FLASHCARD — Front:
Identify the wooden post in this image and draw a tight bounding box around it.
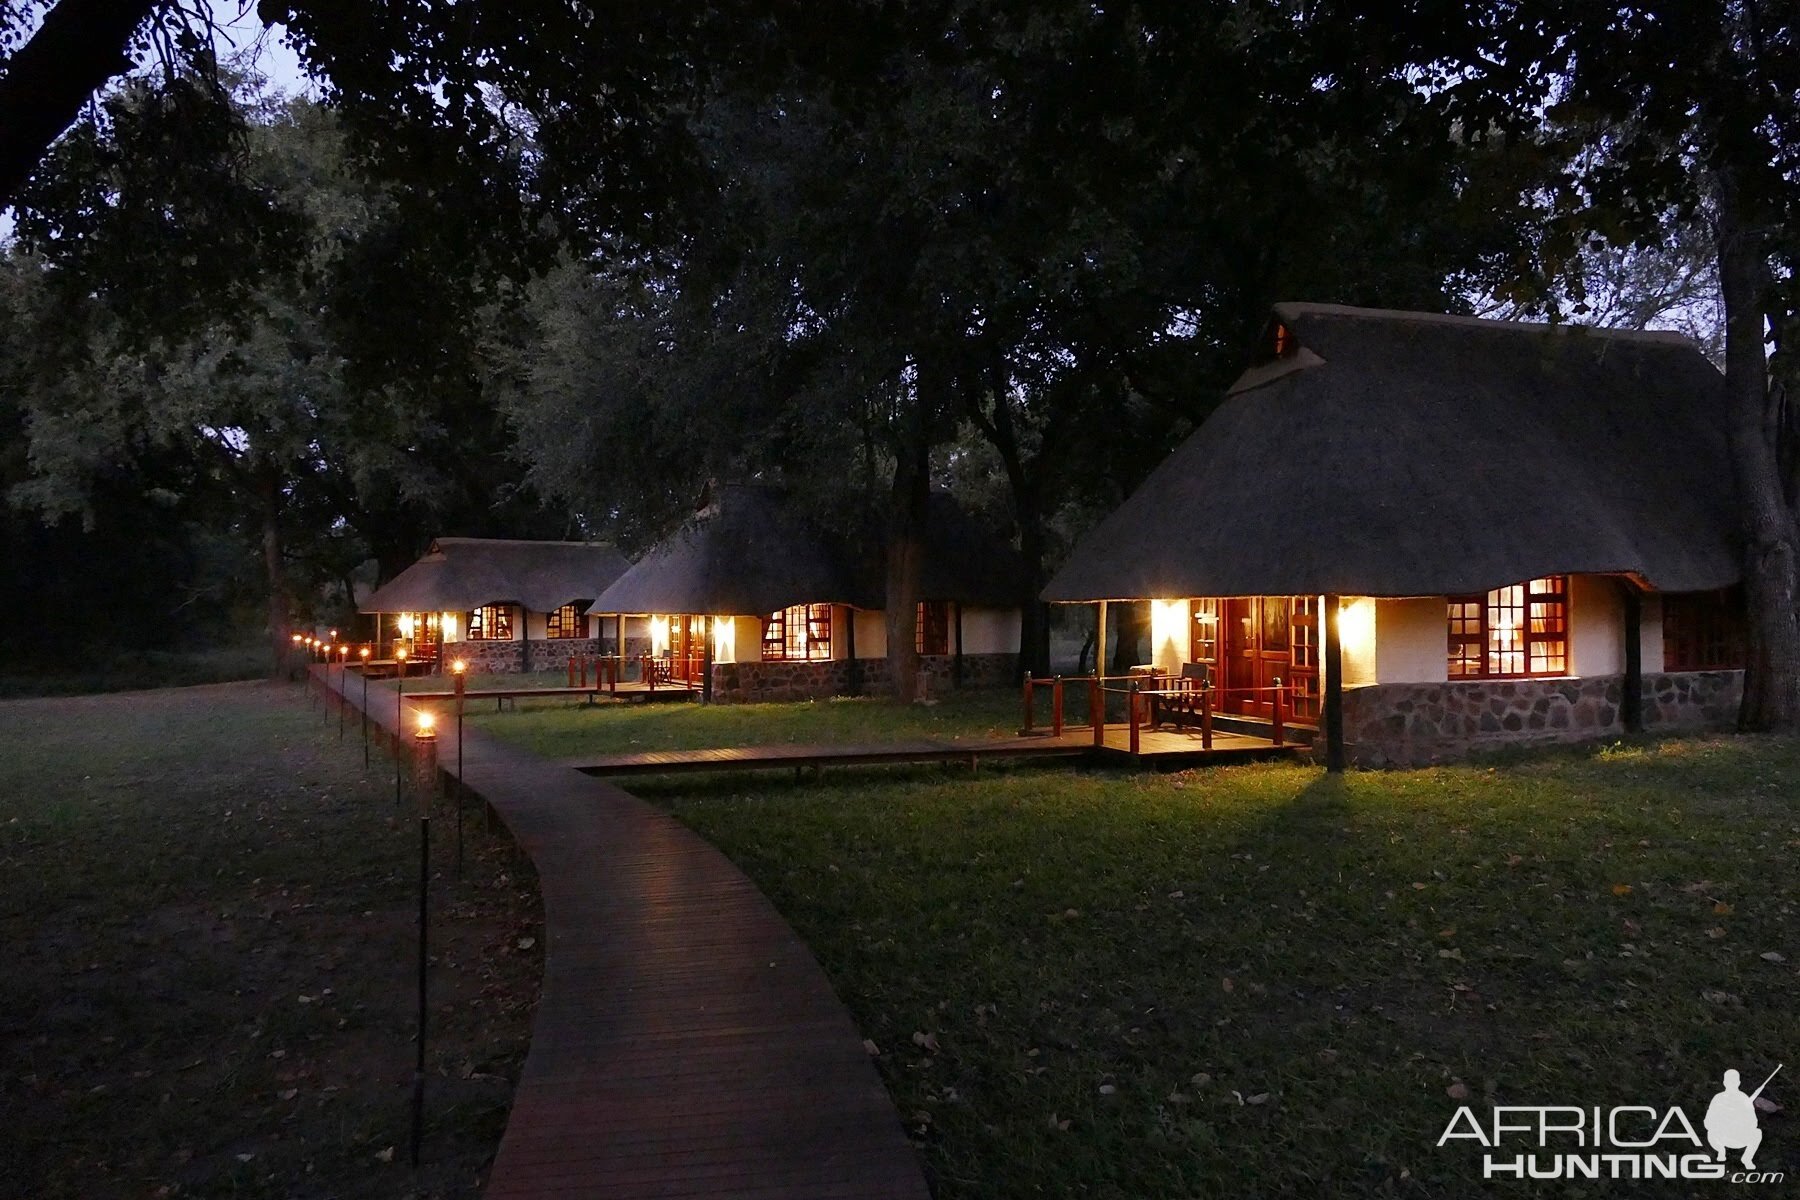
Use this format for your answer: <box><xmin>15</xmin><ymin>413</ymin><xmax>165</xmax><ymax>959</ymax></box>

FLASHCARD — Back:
<box><xmin>1022</xmin><ymin>676</ymin><xmax>1035</xmax><ymax>733</ymax></box>
<box><xmin>702</xmin><ymin>615</ymin><xmax>715</xmax><ymax>704</ymax></box>
<box><xmin>519</xmin><ymin>605</ymin><xmax>532</xmax><ymax>675</ymax></box>
<box><xmin>1090</xmin><ymin>675</ymin><xmax>1104</xmax><ymax>747</ymax></box>
<box><xmin>1096</xmin><ymin>601</ymin><xmax>1109</xmax><ymax>682</ymax></box>
<box><xmin>952</xmin><ymin>602</ymin><xmax>964</xmax><ymax>689</ymax></box>
<box><xmin>1620</xmin><ymin>580</ymin><xmax>1644</xmax><ymax>734</ymax></box>
<box><xmin>1323</xmin><ymin>595</ymin><xmax>1346</xmax><ymax>772</ymax></box>
<box><xmin>845</xmin><ymin>611</ymin><xmax>860</xmax><ymax>697</ymax></box>
<box><xmin>1271</xmin><ymin>675</ymin><xmax>1285</xmax><ymax>747</ymax></box>
<box><xmin>1128</xmin><ymin>683</ymin><xmax>1141</xmax><ymax>756</ymax></box>
<box><xmin>567</xmin><ymin>655</ymin><xmax>576</xmax><ymax>688</ymax></box>
<box><xmin>1052</xmin><ymin>676</ymin><xmax>1064</xmax><ymax>737</ymax></box>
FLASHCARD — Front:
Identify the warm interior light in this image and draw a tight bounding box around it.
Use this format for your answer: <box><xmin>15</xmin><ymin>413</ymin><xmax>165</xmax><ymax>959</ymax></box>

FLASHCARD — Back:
<box><xmin>712</xmin><ymin>616</ymin><xmax>735</xmax><ymax>662</ymax></box>
<box><xmin>397</xmin><ymin>613</ymin><xmax>415</xmax><ymax>639</ymax></box>
<box><xmin>1338</xmin><ymin>596</ymin><xmax>1376</xmax><ymax>661</ymax></box>
<box><xmin>1149</xmin><ymin>598</ymin><xmax>1188</xmax><ymax>670</ymax></box>
<box><xmin>649</xmin><ymin>616</ymin><xmax>670</xmax><ymax>655</ymax></box>
<box><xmin>441</xmin><ymin>612</ymin><xmax>458</xmax><ymax>640</ymax></box>
<box><xmin>415</xmin><ymin>711</ymin><xmax>436</xmax><ymax>736</ymax></box>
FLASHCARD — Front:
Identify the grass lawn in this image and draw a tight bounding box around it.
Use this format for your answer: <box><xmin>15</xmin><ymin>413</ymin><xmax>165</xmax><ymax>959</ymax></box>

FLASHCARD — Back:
<box><xmin>467</xmin><ymin>685</ymin><xmax>1057</xmax><ymax>760</ymax></box>
<box><xmin>0</xmin><ymin>681</ymin><xmax>542</xmax><ymax>1200</ymax></box>
<box><xmin>0</xmin><ymin>644</ymin><xmax>274</xmax><ymax>698</ymax></box>
<box><xmin>639</xmin><ymin>736</ymin><xmax>1800</xmax><ymax>1197</ymax></box>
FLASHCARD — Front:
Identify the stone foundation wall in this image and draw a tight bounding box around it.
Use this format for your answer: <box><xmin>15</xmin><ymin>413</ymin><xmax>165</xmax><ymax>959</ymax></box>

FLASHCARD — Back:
<box><xmin>710</xmin><ymin>652</ymin><xmax>1019</xmax><ymax>703</ymax></box>
<box><xmin>1342</xmin><ymin>670</ymin><xmax>1743</xmax><ymax>766</ymax></box>
<box><xmin>447</xmin><ymin>638</ymin><xmax>614</xmax><ymax>674</ymax></box>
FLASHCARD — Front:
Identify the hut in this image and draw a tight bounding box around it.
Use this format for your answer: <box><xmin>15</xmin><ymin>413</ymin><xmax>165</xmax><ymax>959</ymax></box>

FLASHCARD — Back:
<box><xmin>361</xmin><ymin>537</ymin><xmax>631</xmax><ymax>673</ymax></box>
<box><xmin>590</xmin><ymin>484</ymin><xmax>1025</xmax><ymax>701</ymax></box>
<box><xmin>1043</xmin><ymin>303</ymin><xmax>1747</xmax><ymax>766</ymax></box>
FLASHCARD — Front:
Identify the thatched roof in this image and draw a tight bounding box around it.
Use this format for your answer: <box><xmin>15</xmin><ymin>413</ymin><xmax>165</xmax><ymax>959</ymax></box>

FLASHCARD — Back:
<box><xmin>361</xmin><ymin>538</ymin><xmax>631</xmax><ymax>614</ymax></box>
<box><xmin>590</xmin><ymin>484</ymin><xmax>1027</xmax><ymax>616</ymax></box>
<box><xmin>1044</xmin><ymin>303</ymin><xmax>1740</xmax><ymax>601</ymax></box>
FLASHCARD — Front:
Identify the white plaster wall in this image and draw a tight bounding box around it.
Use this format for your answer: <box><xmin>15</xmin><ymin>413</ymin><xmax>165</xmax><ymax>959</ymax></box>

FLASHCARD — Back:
<box><xmin>1640</xmin><ymin>593</ymin><xmax>1665</xmax><ymax>673</ymax></box>
<box><xmin>1570</xmin><ymin>574</ymin><xmax>1620</xmax><ymax>676</ymax></box>
<box><xmin>1375</xmin><ymin>597</ymin><xmax>1449</xmax><ymax>685</ymax></box>
<box><xmin>1340</xmin><ymin>597</ymin><xmax>1379</xmax><ymax>687</ymax></box>
<box><xmin>853</xmin><ymin>608</ymin><xmax>887</xmax><ymax>660</ymax></box>
<box><xmin>960</xmin><ymin>606</ymin><xmax>1022</xmax><ymax>656</ymax></box>
<box><xmin>710</xmin><ymin>614</ymin><xmax>762</xmax><ymax>663</ymax></box>
<box><xmin>439</xmin><ymin>611</ymin><xmax>464</xmax><ymax>644</ymax></box>
<box><xmin>524</xmin><ymin>608</ymin><xmax>547</xmax><ymax>641</ymax></box>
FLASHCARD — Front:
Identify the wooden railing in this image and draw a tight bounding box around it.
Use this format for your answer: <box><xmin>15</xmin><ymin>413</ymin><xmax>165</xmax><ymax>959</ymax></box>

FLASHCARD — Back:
<box><xmin>1024</xmin><ymin>672</ymin><xmax>1293</xmax><ymax>754</ymax></box>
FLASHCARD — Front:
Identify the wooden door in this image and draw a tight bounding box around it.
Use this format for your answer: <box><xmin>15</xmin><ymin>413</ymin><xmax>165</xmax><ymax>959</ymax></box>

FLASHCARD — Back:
<box><xmin>1223</xmin><ymin>596</ymin><xmax>1294</xmax><ymax>717</ymax></box>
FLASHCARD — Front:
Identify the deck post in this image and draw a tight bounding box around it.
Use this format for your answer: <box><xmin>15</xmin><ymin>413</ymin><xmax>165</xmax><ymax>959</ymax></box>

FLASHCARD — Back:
<box><xmin>1090</xmin><ymin>675</ymin><xmax>1104</xmax><ymax>747</ymax></box>
<box><xmin>567</xmin><ymin>656</ymin><xmax>576</xmax><ymax>688</ymax></box>
<box><xmin>1022</xmin><ymin>676</ymin><xmax>1034</xmax><ymax>733</ymax></box>
<box><xmin>845</xmin><ymin>611</ymin><xmax>860</xmax><ymax>697</ymax></box>
<box><xmin>1052</xmin><ymin>676</ymin><xmax>1064</xmax><ymax>737</ymax></box>
<box><xmin>519</xmin><ymin>605</ymin><xmax>532</xmax><ymax>675</ymax></box>
<box><xmin>1619</xmin><ymin>580</ymin><xmax>1644</xmax><ymax>734</ymax></box>
<box><xmin>1271</xmin><ymin>675</ymin><xmax>1285</xmax><ymax>746</ymax></box>
<box><xmin>702</xmin><ymin>615</ymin><xmax>715</xmax><ymax>704</ymax></box>
<box><xmin>1201</xmin><ymin>685</ymin><xmax>1213</xmax><ymax>750</ymax></box>
<box><xmin>1128</xmin><ymin>682</ymin><xmax>1141</xmax><ymax>756</ymax></box>
<box><xmin>1096</xmin><ymin>601</ymin><xmax>1109</xmax><ymax>682</ymax></box>
<box><xmin>953</xmin><ymin>602</ymin><xmax>964</xmax><ymax>689</ymax></box>
<box><xmin>1323</xmin><ymin>594</ymin><xmax>1346</xmax><ymax>772</ymax></box>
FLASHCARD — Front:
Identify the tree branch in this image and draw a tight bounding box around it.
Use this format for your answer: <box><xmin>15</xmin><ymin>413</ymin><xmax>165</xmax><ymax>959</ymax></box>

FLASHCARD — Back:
<box><xmin>0</xmin><ymin>0</ymin><xmax>165</xmax><ymax>208</ymax></box>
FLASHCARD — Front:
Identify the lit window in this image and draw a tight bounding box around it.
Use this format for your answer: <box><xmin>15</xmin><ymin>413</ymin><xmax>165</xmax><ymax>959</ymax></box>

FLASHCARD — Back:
<box><xmin>762</xmin><ymin>604</ymin><xmax>831</xmax><ymax>661</ymax></box>
<box><xmin>916</xmin><ymin>601</ymin><xmax>951</xmax><ymax>655</ymax></box>
<box><xmin>546</xmin><ymin>604</ymin><xmax>587</xmax><ymax>640</ymax></box>
<box><xmin>1447</xmin><ymin>577</ymin><xmax>1567</xmax><ymax>679</ymax></box>
<box><xmin>1662</xmin><ymin>589</ymin><xmax>1745</xmax><ymax>672</ymax></box>
<box><xmin>468</xmin><ymin>605</ymin><xmax>513</xmax><ymax>641</ymax></box>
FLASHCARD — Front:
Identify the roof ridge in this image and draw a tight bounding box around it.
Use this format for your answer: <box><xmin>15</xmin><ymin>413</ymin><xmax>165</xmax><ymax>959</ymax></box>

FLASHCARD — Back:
<box><xmin>1272</xmin><ymin>302</ymin><xmax>1697</xmax><ymax>348</ymax></box>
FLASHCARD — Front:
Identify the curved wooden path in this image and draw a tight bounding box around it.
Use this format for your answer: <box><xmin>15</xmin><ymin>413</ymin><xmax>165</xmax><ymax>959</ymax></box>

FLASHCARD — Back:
<box><xmin>316</xmin><ymin>667</ymin><xmax>928</xmax><ymax>1199</ymax></box>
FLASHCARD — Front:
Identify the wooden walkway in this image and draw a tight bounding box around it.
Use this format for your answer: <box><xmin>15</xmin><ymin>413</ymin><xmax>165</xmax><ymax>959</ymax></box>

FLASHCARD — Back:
<box><xmin>313</xmin><ymin>667</ymin><xmax>928</xmax><ymax>1200</ymax></box>
<box><xmin>402</xmin><ymin>682</ymin><xmax>700</xmax><ymax>708</ymax></box>
<box><xmin>566</xmin><ymin>726</ymin><xmax>1298</xmax><ymax>778</ymax></box>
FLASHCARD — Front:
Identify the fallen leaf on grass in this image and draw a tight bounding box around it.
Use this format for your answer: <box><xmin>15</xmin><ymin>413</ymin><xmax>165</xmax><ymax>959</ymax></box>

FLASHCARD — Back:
<box><xmin>374</xmin><ymin>1147</ymin><xmax>395</xmax><ymax>1163</ymax></box>
<box><xmin>1612</xmin><ymin>884</ymin><xmax>1633</xmax><ymax>896</ymax></box>
<box><xmin>277</xmin><ymin>1089</ymin><xmax>297</xmax><ymax>1101</ymax></box>
<box><xmin>1098</xmin><ymin>1083</ymin><xmax>1117</xmax><ymax>1095</ymax></box>
<box><xmin>1447</xmin><ymin>1081</ymin><xmax>1471</xmax><ymax>1100</ymax></box>
<box><xmin>1706</xmin><ymin>927</ymin><xmax>1727</xmax><ymax>939</ymax></box>
<box><xmin>1048</xmin><ymin>1113</ymin><xmax>1071</xmax><ymax>1131</ymax></box>
<box><xmin>863</xmin><ymin>1039</ymin><xmax>880</xmax><ymax>1057</ymax></box>
<box><xmin>1755</xmin><ymin>1096</ymin><xmax>1783</xmax><ymax>1115</ymax></box>
<box><xmin>1715</xmin><ymin>901</ymin><xmax>1734</xmax><ymax>916</ymax></box>
<box><xmin>516</xmin><ymin>937</ymin><xmax>535</xmax><ymax>950</ymax></box>
<box><xmin>1246</xmin><ymin>1092</ymin><xmax>1271</xmax><ymax>1106</ymax></box>
<box><xmin>910</xmin><ymin>1031</ymin><xmax>940</xmax><ymax>1053</ymax></box>
<box><xmin>1221</xmin><ymin>977</ymin><xmax>1235</xmax><ymax>993</ymax></box>
<box><xmin>1759</xmin><ymin>951</ymin><xmax>1786</xmax><ymax>963</ymax></box>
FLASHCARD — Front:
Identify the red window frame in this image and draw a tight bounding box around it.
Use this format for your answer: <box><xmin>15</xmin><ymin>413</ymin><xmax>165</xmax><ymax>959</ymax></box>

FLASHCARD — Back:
<box><xmin>1447</xmin><ymin>577</ymin><xmax>1568</xmax><ymax>679</ymax></box>
<box><xmin>545</xmin><ymin>604</ymin><xmax>588</xmax><ymax>640</ymax></box>
<box><xmin>468</xmin><ymin>605</ymin><xmax>513</xmax><ymax>641</ymax></box>
<box><xmin>916</xmin><ymin>600</ymin><xmax>951</xmax><ymax>656</ymax></box>
<box><xmin>1662</xmin><ymin>589</ymin><xmax>1745</xmax><ymax>672</ymax></box>
<box><xmin>763</xmin><ymin>604</ymin><xmax>832</xmax><ymax>661</ymax></box>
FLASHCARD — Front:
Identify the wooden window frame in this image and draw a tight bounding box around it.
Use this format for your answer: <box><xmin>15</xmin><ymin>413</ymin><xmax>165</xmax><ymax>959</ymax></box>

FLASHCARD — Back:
<box><xmin>545</xmin><ymin>604</ymin><xmax>588</xmax><ymax>640</ymax></box>
<box><xmin>467</xmin><ymin>604</ymin><xmax>513</xmax><ymax>641</ymax></box>
<box><xmin>762</xmin><ymin>604</ymin><xmax>832</xmax><ymax>661</ymax></box>
<box><xmin>916</xmin><ymin>600</ymin><xmax>951</xmax><ymax>656</ymax></box>
<box><xmin>1446</xmin><ymin>577</ymin><xmax>1568</xmax><ymax>679</ymax></box>
<box><xmin>1662</xmin><ymin>589</ymin><xmax>1746</xmax><ymax>672</ymax></box>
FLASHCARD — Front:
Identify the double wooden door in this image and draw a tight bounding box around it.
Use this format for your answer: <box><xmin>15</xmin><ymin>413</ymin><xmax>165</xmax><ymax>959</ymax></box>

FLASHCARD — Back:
<box><xmin>1220</xmin><ymin>596</ymin><xmax>1319</xmax><ymax>720</ymax></box>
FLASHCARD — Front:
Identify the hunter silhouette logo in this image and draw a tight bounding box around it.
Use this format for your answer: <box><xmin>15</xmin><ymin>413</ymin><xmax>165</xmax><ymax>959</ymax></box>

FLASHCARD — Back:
<box><xmin>1438</xmin><ymin>1062</ymin><xmax>1785</xmax><ymax>1183</ymax></box>
<box><xmin>1707</xmin><ymin>1065</ymin><xmax>1781</xmax><ymax>1170</ymax></box>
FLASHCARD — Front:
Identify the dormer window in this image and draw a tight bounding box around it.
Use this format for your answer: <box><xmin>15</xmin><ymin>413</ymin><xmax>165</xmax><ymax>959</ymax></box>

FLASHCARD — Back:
<box><xmin>1271</xmin><ymin>321</ymin><xmax>1295</xmax><ymax>358</ymax></box>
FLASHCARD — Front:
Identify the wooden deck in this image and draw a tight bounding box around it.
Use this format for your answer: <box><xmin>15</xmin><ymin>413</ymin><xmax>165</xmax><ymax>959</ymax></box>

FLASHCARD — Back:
<box><xmin>402</xmin><ymin>681</ymin><xmax>700</xmax><ymax>708</ymax></box>
<box><xmin>567</xmin><ymin>725</ymin><xmax>1299</xmax><ymax>778</ymax></box>
<box><xmin>312</xmin><ymin>666</ymin><xmax>928</xmax><ymax>1200</ymax></box>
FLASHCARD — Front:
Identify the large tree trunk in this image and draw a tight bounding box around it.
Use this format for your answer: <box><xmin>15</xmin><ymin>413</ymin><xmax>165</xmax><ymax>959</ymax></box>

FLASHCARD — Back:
<box><xmin>0</xmin><ymin>0</ymin><xmax>163</xmax><ymax>207</ymax></box>
<box><xmin>257</xmin><ymin>464</ymin><xmax>290</xmax><ymax>678</ymax></box>
<box><xmin>884</xmin><ymin>430</ymin><xmax>930</xmax><ymax>701</ymax></box>
<box><xmin>1717</xmin><ymin>168</ymin><xmax>1800</xmax><ymax>731</ymax></box>
<box><xmin>1013</xmin><ymin>486</ymin><xmax>1052</xmax><ymax>679</ymax></box>
<box><xmin>1109</xmin><ymin>601</ymin><xmax>1144</xmax><ymax>673</ymax></box>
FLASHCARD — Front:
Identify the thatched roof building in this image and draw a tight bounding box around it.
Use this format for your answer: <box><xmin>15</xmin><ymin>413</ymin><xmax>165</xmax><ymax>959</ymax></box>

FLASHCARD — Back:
<box><xmin>1044</xmin><ymin>303</ymin><xmax>1738</xmax><ymax>602</ymax></box>
<box><xmin>591</xmin><ymin>484</ymin><xmax>1026</xmax><ymax>616</ymax></box>
<box><xmin>362</xmin><ymin>537</ymin><xmax>631</xmax><ymax>615</ymax></box>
